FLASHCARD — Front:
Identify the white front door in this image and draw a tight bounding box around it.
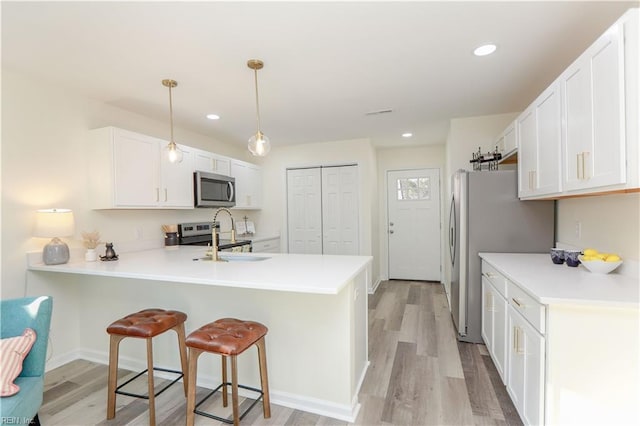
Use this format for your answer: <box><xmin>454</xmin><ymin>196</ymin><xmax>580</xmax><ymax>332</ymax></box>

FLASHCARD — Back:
<box><xmin>287</xmin><ymin>168</ymin><xmax>322</xmax><ymax>254</ymax></box>
<box><xmin>322</xmin><ymin>165</ymin><xmax>359</xmax><ymax>255</ymax></box>
<box><xmin>387</xmin><ymin>168</ymin><xmax>441</xmax><ymax>281</ymax></box>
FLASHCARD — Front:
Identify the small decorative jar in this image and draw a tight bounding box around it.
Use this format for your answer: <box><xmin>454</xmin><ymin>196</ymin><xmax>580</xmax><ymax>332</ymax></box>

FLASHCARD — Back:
<box><xmin>85</xmin><ymin>248</ymin><xmax>98</xmax><ymax>262</ymax></box>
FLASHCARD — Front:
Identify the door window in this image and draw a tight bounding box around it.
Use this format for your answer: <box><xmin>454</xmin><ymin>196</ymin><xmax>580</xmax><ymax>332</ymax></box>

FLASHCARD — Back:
<box><xmin>396</xmin><ymin>177</ymin><xmax>431</xmax><ymax>200</ymax></box>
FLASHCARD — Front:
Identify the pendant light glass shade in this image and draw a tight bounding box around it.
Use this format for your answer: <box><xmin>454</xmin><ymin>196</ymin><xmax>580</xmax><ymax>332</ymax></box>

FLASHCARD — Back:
<box><xmin>162</xmin><ymin>79</ymin><xmax>183</xmax><ymax>163</ymax></box>
<box><xmin>248</xmin><ymin>131</ymin><xmax>271</xmax><ymax>156</ymax></box>
<box><xmin>247</xmin><ymin>59</ymin><xmax>271</xmax><ymax>157</ymax></box>
<box><xmin>165</xmin><ymin>141</ymin><xmax>183</xmax><ymax>163</ymax></box>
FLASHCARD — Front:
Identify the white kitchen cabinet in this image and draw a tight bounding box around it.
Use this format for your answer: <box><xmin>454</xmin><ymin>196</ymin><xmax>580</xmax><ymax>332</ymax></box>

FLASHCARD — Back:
<box><xmin>88</xmin><ymin>127</ymin><xmax>194</xmax><ymax>209</ymax></box>
<box><xmin>560</xmin><ymin>16</ymin><xmax>626</xmax><ymax>192</ymax></box>
<box><xmin>495</xmin><ymin>121</ymin><xmax>517</xmax><ymax>160</ymax></box>
<box><xmin>482</xmin><ymin>259</ymin><xmax>545</xmax><ymax>425</ymax></box>
<box><xmin>194</xmin><ymin>148</ymin><xmax>231</xmax><ymax>176</ymax></box>
<box><xmin>513</xmin><ymin>9</ymin><xmax>638</xmax><ymax>199</ymax></box>
<box><xmin>507</xmin><ymin>305</ymin><xmax>545</xmax><ymax>426</ymax></box>
<box><xmin>480</xmin><ymin>253</ymin><xmax>640</xmax><ymax>425</ymax></box>
<box><xmin>251</xmin><ymin>237</ymin><xmax>280</xmax><ymax>253</ymax></box>
<box><xmin>517</xmin><ymin>83</ymin><xmax>562</xmax><ymax>199</ymax></box>
<box><xmin>230</xmin><ymin>159</ymin><xmax>262</xmax><ymax>209</ymax></box>
<box><xmin>481</xmin><ymin>276</ymin><xmax>507</xmax><ymax>383</ymax></box>
<box><xmin>159</xmin><ymin>144</ymin><xmax>195</xmax><ymax>207</ymax></box>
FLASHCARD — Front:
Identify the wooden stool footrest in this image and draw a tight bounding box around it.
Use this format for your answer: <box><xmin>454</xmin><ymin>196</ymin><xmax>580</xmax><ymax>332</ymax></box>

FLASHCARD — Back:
<box><xmin>115</xmin><ymin>367</ymin><xmax>184</xmax><ymax>400</ymax></box>
<box><xmin>194</xmin><ymin>383</ymin><xmax>264</xmax><ymax>424</ymax></box>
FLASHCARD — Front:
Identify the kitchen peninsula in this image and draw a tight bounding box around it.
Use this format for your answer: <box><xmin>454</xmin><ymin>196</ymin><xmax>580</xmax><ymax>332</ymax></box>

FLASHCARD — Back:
<box><xmin>27</xmin><ymin>247</ymin><xmax>372</xmax><ymax>422</ymax></box>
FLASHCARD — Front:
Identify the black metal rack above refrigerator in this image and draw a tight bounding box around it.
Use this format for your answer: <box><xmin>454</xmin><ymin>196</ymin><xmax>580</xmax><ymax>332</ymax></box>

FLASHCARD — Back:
<box><xmin>469</xmin><ymin>147</ymin><xmax>502</xmax><ymax>171</ymax></box>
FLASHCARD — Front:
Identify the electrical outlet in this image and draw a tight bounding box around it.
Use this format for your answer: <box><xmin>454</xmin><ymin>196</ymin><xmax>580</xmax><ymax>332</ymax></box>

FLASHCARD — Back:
<box><xmin>575</xmin><ymin>221</ymin><xmax>582</xmax><ymax>239</ymax></box>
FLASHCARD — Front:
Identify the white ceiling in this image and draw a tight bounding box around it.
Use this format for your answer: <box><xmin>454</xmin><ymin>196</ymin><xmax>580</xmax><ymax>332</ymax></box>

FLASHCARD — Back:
<box><xmin>2</xmin><ymin>1</ymin><xmax>637</xmax><ymax>150</ymax></box>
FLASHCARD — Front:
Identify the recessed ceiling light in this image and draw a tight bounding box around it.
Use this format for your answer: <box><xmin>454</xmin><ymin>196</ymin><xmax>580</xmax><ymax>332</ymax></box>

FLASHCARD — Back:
<box><xmin>474</xmin><ymin>44</ymin><xmax>497</xmax><ymax>57</ymax></box>
<box><xmin>206</xmin><ymin>114</ymin><xmax>220</xmax><ymax>120</ymax></box>
<box><xmin>402</xmin><ymin>133</ymin><xmax>413</xmax><ymax>138</ymax></box>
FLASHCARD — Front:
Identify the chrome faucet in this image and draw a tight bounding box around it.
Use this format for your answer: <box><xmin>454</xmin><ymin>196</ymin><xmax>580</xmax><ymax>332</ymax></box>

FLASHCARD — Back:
<box><xmin>211</xmin><ymin>208</ymin><xmax>236</xmax><ymax>261</ymax></box>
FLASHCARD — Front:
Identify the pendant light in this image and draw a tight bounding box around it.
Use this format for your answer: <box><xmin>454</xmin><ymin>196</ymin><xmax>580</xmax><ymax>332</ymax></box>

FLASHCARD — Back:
<box><xmin>162</xmin><ymin>79</ymin><xmax>183</xmax><ymax>163</ymax></box>
<box><xmin>247</xmin><ymin>59</ymin><xmax>271</xmax><ymax>157</ymax></box>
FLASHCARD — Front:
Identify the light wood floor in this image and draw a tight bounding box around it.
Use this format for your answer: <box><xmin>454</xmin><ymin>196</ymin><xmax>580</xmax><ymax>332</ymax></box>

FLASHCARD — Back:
<box><xmin>40</xmin><ymin>280</ymin><xmax>521</xmax><ymax>425</ymax></box>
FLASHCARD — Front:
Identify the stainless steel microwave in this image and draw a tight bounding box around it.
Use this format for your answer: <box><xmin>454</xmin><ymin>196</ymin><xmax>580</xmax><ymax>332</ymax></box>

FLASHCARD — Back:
<box><xmin>194</xmin><ymin>171</ymin><xmax>236</xmax><ymax>208</ymax></box>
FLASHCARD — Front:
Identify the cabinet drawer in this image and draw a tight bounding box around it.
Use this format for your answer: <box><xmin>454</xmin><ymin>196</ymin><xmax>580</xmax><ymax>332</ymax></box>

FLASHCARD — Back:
<box><xmin>482</xmin><ymin>261</ymin><xmax>508</xmax><ymax>298</ymax></box>
<box><xmin>252</xmin><ymin>239</ymin><xmax>280</xmax><ymax>253</ymax></box>
<box><xmin>508</xmin><ymin>281</ymin><xmax>546</xmax><ymax>334</ymax></box>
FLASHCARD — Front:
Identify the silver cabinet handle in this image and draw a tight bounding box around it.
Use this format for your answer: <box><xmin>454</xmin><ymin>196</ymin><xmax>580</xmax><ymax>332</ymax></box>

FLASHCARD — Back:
<box><xmin>512</xmin><ymin>297</ymin><xmax>523</xmax><ymax>308</ymax></box>
<box><xmin>156</xmin><ymin>188</ymin><xmax>160</xmax><ymax>202</ymax></box>
<box><xmin>164</xmin><ymin>188</ymin><xmax>168</xmax><ymax>202</ymax></box>
<box><xmin>389</xmin><ymin>222</ymin><xmax>394</xmax><ymax>226</ymax></box>
<box><xmin>389</xmin><ymin>230</ymin><xmax>394</xmax><ymax>234</ymax></box>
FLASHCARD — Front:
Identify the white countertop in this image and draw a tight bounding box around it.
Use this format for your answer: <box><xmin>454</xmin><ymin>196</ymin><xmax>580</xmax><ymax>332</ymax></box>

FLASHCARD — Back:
<box><xmin>28</xmin><ymin>247</ymin><xmax>371</xmax><ymax>295</ymax></box>
<box><xmin>479</xmin><ymin>253</ymin><xmax>639</xmax><ymax>308</ymax></box>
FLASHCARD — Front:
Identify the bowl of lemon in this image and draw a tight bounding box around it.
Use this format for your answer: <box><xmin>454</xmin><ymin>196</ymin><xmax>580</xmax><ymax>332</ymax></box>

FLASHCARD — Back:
<box><xmin>579</xmin><ymin>248</ymin><xmax>623</xmax><ymax>274</ymax></box>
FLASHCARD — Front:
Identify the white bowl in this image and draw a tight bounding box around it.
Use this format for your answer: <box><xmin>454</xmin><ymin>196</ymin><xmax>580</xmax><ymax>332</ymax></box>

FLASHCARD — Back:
<box><xmin>579</xmin><ymin>256</ymin><xmax>623</xmax><ymax>274</ymax></box>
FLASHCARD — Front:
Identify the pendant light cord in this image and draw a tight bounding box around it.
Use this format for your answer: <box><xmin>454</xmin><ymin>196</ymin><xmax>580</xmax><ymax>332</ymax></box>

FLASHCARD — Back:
<box><xmin>254</xmin><ymin>68</ymin><xmax>261</xmax><ymax>134</ymax></box>
<box><xmin>168</xmin><ymin>84</ymin><xmax>175</xmax><ymax>143</ymax></box>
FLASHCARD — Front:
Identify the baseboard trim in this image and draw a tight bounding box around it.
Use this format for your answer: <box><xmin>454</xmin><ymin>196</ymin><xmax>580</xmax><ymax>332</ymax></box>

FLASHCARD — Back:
<box><xmin>369</xmin><ymin>277</ymin><xmax>382</xmax><ymax>294</ymax></box>
<box><xmin>46</xmin><ymin>349</ymin><xmax>361</xmax><ymax>422</ymax></box>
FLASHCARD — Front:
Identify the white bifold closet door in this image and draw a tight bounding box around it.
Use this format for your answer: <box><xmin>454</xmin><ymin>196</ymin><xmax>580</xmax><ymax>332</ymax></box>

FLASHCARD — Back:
<box><xmin>287</xmin><ymin>165</ymin><xmax>359</xmax><ymax>255</ymax></box>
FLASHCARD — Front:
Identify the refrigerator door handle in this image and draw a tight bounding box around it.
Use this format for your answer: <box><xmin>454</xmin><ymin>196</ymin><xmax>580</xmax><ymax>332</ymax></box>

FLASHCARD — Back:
<box><xmin>448</xmin><ymin>194</ymin><xmax>456</xmax><ymax>266</ymax></box>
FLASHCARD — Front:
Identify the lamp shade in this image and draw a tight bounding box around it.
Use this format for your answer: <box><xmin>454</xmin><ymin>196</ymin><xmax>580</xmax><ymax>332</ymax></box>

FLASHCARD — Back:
<box><xmin>34</xmin><ymin>209</ymin><xmax>75</xmax><ymax>238</ymax></box>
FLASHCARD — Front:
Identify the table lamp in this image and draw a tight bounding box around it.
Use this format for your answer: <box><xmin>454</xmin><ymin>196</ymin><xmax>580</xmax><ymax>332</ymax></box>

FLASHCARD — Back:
<box><xmin>34</xmin><ymin>208</ymin><xmax>75</xmax><ymax>265</ymax></box>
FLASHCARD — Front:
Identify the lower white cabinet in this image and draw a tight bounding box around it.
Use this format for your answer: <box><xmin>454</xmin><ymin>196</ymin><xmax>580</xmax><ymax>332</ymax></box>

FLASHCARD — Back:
<box><xmin>251</xmin><ymin>237</ymin><xmax>280</xmax><ymax>253</ymax></box>
<box><xmin>507</xmin><ymin>305</ymin><xmax>545</xmax><ymax>426</ymax></box>
<box><xmin>481</xmin><ymin>276</ymin><xmax>507</xmax><ymax>383</ymax></box>
<box><xmin>482</xmin><ymin>260</ymin><xmax>545</xmax><ymax>425</ymax></box>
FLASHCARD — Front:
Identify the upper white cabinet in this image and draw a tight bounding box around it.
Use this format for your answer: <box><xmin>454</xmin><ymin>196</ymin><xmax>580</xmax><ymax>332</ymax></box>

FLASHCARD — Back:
<box><xmin>88</xmin><ymin>127</ymin><xmax>194</xmax><ymax>209</ymax></box>
<box><xmin>514</xmin><ymin>8</ymin><xmax>638</xmax><ymax>199</ymax></box>
<box><xmin>193</xmin><ymin>148</ymin><xmax>231</xmax><ymax>176</ymax></box>
<box><xmin>230</xmin><ymin>159</ymin><xmax>262</xmax><ymax>209</ymax></box>
<box><xmin>495</xmin><ymin>121</ymin><xmax>517</xmax><ymax>160</ymax></box>
<box><xmin>560</xmin><ymin>15</ymin><xmax>626</xmax><ymax>192</ymax></box>
<box><xmin>518</xmin><ymin>83</ymin><xmax>562</xmax><ymax>199</ymax></box>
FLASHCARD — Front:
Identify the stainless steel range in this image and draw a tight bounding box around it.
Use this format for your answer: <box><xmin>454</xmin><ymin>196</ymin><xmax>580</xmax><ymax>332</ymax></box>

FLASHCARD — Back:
<box><xmin>177</xmin><ymin>222</ymin><xmax>252</xmax><ymax>252</ymax></box>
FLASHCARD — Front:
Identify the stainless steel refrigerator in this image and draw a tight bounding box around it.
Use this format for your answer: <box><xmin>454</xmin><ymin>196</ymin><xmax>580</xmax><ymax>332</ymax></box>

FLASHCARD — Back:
<box><xmin>448</xmin><ymin>169</ymin><xmax>554</xmax><ymax>343</ymax></box>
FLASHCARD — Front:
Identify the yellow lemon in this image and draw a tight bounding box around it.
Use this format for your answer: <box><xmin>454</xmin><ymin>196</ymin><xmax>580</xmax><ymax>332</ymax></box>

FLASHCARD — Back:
<box><xmin>582</xmin><ymin>255</ymin><xmax>596</xmax><ymax>261</ymax></box>
<box><xmin>605</xmin><ymin>254</ymin><xmax>621</xmax><ymax>262</ymax></box>
<box><xmin>583</xmin><ymin>248</ymin><xmax>599</xmax><ymax>257</ymax></box>
<box><xmin>596</xmin><ymin>253</ymin><xmax>608</xmax><ymax>260</ymax></box>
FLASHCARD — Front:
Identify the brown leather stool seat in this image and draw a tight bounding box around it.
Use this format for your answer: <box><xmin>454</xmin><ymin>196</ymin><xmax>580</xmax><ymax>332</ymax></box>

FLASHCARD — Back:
<box><xmin>186</xmin><ymin>318</ymin><xmax>271</xmax><ymax>426</ymax></box>
<box><xmin>107</xmin><ymin>309</ymin><xmax>188</xmax><ymax>426</ymax></box>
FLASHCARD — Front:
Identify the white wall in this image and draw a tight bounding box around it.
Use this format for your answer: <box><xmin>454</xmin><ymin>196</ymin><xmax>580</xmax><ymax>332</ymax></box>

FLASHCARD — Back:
<box><xmin>257</xmin><ymin>138</ymin><xmax>379</xmax><ymax>283</ymax></box>
<box><xmin>557</xmin><ymin>192</ymin><xmax>640</xmax><ymax>262</ymax></box>
<box><xmin>376</xmin><ymin>145</ymin><xmax>446</xmax><ymax>281</ymax></box>
<box><xmin>1</xmin><ymin>70</ymin><xmax>255</xmax><ymax>299</ymax></box>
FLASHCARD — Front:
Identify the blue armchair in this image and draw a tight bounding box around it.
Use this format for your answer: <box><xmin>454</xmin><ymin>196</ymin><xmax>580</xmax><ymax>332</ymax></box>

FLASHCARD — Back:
<box><xmin>1</xmin><ymin>296</ymin><xmax>53</xmax><ymax>426</ymax></box>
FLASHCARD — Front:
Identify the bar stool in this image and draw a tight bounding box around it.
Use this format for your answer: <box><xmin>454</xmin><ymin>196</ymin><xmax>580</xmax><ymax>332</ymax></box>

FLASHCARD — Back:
<box><xmin>185</xmin><ymin>318</ymin><xmax>271</xmax><ymax>426</ymax></box>
<box><xmin>106</xmin><ymin>308</ymin><xmax>188</xmax><ymax>426</ymax></box>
